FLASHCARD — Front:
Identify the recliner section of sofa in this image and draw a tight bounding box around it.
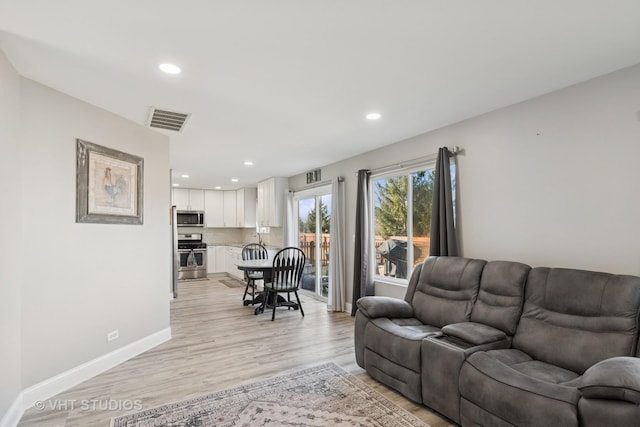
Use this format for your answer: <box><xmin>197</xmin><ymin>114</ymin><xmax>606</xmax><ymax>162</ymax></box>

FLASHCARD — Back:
<box><xmin>458</xmin><ymin>267</ymin><xmax>640</xmax><ymax>427</ymax></box>
<box><xmin>355</xmin><ymin>256</ymin><xmax>486</xmax><ymax>402</ymax></box>
<box><xmin>354</xmin><ymin>257</ymin><xmax>640</xmax><ymax>427</ymax></box>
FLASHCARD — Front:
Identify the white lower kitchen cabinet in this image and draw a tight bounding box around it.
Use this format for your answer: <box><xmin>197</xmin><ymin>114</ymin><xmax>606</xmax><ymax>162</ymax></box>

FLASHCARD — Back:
<box><xmin>226</xmin><ymin>246</ymin><xmax>244</xmax><ymax>280</ymax></box>
<box><xmin>206</xmin><ymin>245</ymin><xmax>229</xmax><ymax>274</ymax></box>
<box><xmin>207</xmin><ymin>247</ymin><xmax>216</xmax><ymax>274</ymax></box>
<box><xmin>206</xmin><ymin>245</ymin><xmax>265</xmax><ymax>279</ymax></box>
<box><xmin>215</xmin><ymin>246</ymin><xmax>226</xmax><ymax>273</ymax></box>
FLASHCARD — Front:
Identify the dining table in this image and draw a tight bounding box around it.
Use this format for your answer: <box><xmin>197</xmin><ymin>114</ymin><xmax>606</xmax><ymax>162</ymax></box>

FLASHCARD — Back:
<box><xmin>235</xmin><ymin>259</ymin><xmax>299</xmax><ymax>315</ymax></box>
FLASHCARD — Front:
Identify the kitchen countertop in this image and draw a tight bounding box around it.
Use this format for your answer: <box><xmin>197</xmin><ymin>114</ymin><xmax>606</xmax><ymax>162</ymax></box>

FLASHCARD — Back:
<box><xmin>205</xmin><ymin>242</ymin><xmax>281</xmax><ymax>250</ymax></box>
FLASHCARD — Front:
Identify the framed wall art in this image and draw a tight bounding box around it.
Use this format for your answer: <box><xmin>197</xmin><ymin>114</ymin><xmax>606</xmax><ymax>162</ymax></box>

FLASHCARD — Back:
<box><xmin>76</xmin><ymin>138</ymin><xmax>144</xmax><ymax>224</ymax></box>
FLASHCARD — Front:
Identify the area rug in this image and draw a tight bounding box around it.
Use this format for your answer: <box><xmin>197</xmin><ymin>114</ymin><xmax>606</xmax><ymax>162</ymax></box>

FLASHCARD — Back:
<box><xmin>111</xmin><ymin>363</ymin><xmax>430</xmax><ymax>427</ymax></box>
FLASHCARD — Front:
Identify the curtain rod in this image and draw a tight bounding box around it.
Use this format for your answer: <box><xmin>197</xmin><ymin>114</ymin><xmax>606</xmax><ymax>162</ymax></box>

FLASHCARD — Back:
<box><xmin>366</xmin><ymin>146</ymin><xmax>462</xmax><ymax>176</ymax></box>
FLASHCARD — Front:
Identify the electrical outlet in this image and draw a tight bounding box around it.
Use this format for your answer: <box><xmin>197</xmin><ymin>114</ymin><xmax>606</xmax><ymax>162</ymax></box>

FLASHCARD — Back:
<box><xmin>107</xmin><ymin>330</ymin><xmax>119</xmax><ymax>342</ymax></box>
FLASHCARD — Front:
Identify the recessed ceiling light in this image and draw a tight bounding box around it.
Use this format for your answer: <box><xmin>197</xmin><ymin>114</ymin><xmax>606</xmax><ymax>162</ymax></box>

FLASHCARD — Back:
<box><xmin>159</xmin><ymin>63</ymin><xmax>181</xmax><ymax>75</ymax></box>
<box><xmin>231</xmin><ymin>178</ymin><xmax>239</xmax><ymax>182</ymax></box>
<box><xmin>181</xmin><ymin>174</ymin><xmax>189</xmax><ymax>178</ymax></box>
<box><xmin>244</xmin><ymin>161</ymin><xmax>254</xmax><ymax>166</ymax></box>
<box><xmin>366</xmin><ymin>112</ymin><xmax>382</xmax><ymax>120</ymax></box>
<box><xmin>172</xmin><ymin>183</ymin><xmax>180</xmax><ymax>187</ymax></box>
<box><xmin>215</xmin><ymin>186</ymin><xmax>222</xmax><ymax>190</ymax></box>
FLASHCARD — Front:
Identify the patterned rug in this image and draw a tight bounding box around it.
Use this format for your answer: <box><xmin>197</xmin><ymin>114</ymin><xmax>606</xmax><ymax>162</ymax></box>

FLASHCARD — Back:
<box><xmin>111</xmin><ymin>363</ymin><xmax>429</xmax><ymax>427</ymax></box>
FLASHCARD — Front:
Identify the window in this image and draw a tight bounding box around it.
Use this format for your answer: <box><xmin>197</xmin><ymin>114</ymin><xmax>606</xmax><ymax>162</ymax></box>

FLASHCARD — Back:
<box><xmin>372</xmin><ymin>167</ymin><xmax>438</xmax><ymax>282</ymax></box>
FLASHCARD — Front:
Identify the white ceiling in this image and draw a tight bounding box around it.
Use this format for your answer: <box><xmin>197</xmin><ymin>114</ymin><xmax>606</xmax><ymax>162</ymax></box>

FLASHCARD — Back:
<box><xmin>2</xmin><ymin>1</ymin><xmax>640</xmax><ymax>190</ymax></box>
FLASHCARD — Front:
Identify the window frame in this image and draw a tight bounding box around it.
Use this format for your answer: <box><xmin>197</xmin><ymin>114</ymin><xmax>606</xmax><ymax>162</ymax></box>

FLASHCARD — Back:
<box><xmin>293</xmin><ymin>185</ymin><xmax>332</xmax><ymax>300</ymax></box>
<box><xmin>370</xmin><ymin>161</ymin><xmax>436</xmax><ymax>286</ymax></box>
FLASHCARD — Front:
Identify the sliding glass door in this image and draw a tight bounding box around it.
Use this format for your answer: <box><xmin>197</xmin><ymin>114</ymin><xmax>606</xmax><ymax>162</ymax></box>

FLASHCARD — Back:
<box><xmin>296</xmin><ymin>188</ymin><xmax>331</xmax><ymax>299</ymax></box>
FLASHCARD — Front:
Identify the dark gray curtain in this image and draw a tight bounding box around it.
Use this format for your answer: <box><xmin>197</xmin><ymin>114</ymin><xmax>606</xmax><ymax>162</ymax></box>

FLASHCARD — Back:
<box><xmin>351</xmin><ymin>169</ymin><xmax>374</xmax><ymax>316</ymax></box>
<box><xmin>429</xmin><ymin>147</ymin><xmax>459</xmax><ymax>256</ymax></box>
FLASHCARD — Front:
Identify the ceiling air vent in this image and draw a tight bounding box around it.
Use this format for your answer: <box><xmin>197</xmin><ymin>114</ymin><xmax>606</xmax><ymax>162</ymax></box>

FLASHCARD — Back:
<box><xmin>147</xmin><ymin>107</ymin><xmax>190</xmax><ymax>132</ymax></box>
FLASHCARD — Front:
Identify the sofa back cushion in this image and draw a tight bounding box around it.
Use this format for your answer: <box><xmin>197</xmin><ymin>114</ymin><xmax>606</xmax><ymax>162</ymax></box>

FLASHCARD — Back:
<box><xmin>406</xmin><ymin>256</ymin><xmax>486</xmax><ymax>328</ymax></box>
<box><xmin>513</xmin><ymin>267</ymin><xmax>640</xmax><ymax>374</ymax></box>
<box><xmin>470</xmin><ymin>261</ymin><xmax>531</xmax><ymax>335</ymax></box>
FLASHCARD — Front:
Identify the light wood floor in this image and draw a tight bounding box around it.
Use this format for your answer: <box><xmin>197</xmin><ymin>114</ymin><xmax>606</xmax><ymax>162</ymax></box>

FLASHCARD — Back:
<box><xmin>19</xmin><ymin>277</ymin><xmax>454</xmax><ymax>427</ymax></box>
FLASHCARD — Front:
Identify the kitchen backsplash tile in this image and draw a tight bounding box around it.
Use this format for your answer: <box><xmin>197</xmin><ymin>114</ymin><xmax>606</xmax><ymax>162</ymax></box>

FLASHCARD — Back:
<box><xmin>241</xmin><ymin>227</ymin><xmax>282</xmax><ymax>248</ymax></box>
<box><xmin>197</xmin><ymin>227</ymin><xmax>282</xmax><ymax>248</ymax></box>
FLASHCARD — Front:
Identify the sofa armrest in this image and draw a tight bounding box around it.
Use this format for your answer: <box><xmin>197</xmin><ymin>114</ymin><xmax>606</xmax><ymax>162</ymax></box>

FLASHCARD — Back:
<box><xmin>579</xmin><ymin>357</ymin><xmax>640</xmax><ymax>404</ymax></box>
<box><xmin>356</xmin><ymin>296</ymin><xmax>413</xmax><ymax>319</ymax></box>
<box><xmin>441</xmin><ymin>322</ymin><xmax>507</xmax><ymax>346</ymax></box>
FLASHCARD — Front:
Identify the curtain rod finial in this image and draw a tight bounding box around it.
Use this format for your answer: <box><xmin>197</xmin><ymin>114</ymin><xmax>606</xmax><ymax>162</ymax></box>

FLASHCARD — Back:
<box><xmin>448</xmin><ymin>146</ymin><xmax>464</xmax><ymax>156</ymax></box>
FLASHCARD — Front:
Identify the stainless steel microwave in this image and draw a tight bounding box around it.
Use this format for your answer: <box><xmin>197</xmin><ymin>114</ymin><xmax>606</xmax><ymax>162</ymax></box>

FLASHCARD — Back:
<box><xmin>176</xmin><ymin>210</ymin><xmax>205</xmax><ymax>227</ymax></box>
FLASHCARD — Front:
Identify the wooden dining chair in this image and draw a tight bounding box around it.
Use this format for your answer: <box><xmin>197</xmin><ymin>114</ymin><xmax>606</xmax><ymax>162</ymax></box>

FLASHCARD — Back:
<box><xmin>241</xmin><ymin>243</ymin><xmax>268</xmax><ymax>305</ymax></box>
<box><xmin>263</xmin><ymin>247</ymin><xmax>306</xmax><ymax>321</ymax></box>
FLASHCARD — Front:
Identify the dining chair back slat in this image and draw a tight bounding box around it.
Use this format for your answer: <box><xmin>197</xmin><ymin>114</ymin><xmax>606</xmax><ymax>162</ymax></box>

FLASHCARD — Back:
<box><xmin>271</xmin><ymin>248</ymin><xmax>305</xmax><ymax>291</ymax></box>
<box><xmin>241</xmin><ymin>243</ymin><xmax>268</xmax><ymax>305</ymax></box>
<box><xmin>264</xmin><ymin>247</ymin><xmax>306</xmax><ymax>320</ymax></box>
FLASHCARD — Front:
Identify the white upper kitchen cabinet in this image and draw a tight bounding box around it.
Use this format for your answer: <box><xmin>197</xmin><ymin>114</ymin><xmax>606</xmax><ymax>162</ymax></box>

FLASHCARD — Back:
<box><xmin>172</xmin><ymin>188</ymin><xmax>204</xmax><ymax>211</ymax></box>
<box><xmin>204</xmin><ymin>190</ymin><xmax>224</xmax><ymax>227</ymax></box>
<box><xmin>189</xmin><ymin>189</ymin><xmax>205</xmax><ymax>210</ymax></box>
<box><xmin>172</xmin><ymin>188</ymin><xmax>189</xmax><ymax>210</ymax></box>
<box><xmin>236</xmin><ymin>187</ymin><xmax>257</xmax><ymax>228</ymax></box>
<box><xmin>257</xmin><ymin>177</ymin><xmax>287</xmax><ymax>227</ymax></box>
<box><xmin>205</xmin><ymin>190</ymin><xmax>240</xmax><ymax>227</ymax></box>
<box><xmin>223</xmin><ymin>191</ymin><xmax>237</xmax><ymax>227</ymax></box>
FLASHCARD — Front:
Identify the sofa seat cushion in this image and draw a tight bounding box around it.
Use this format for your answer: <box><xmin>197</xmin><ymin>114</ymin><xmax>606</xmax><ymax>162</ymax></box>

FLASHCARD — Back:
<box><xmin>484</xmin><ymin>349</ymin><xmax>580</xmax><ymax>384</ymax></box>
<box><xmin>460</xmin><ymin>349</ymin><xmax>582</xmax><ymax>427</ymax></box>
<box><xmin>366</xmin><ymin>318</ymin><xmax>440</xmax><ymax>372</ymax></box>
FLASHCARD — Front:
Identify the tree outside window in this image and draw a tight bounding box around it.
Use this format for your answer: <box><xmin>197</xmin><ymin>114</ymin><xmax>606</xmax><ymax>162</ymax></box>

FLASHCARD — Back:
<box><xmin>300</xmin><ymin>199</ymin><xmax>330</xmax><ymax>233</ymax></box>
<box><xmin>374</xmin><ymin>169</ymin><xmax>435</xmax><ymax>280</ymax></box>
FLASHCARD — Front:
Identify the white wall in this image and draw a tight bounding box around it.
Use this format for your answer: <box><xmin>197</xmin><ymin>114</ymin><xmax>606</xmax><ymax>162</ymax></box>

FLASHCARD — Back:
<box><xmin>0</xmin><ymin>50</ymin><xmax>23</xmax><ymax>422</ymax></box>
<box><xmin>458</xmin><ymin>66</ymin><xmax>640</xmax><ymax>273</ymax></box>
<box><xmin>19</xmin><ymin>78</ymin><xmax>171</xmax><ymax>388</ymax></box>
<box><xmin>289</xmin><ymin>63</ymin><xmax>640</xmax><ymax>302</ymax></box>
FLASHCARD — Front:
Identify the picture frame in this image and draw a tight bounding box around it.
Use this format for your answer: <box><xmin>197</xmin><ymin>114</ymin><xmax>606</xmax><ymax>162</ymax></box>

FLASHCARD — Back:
<box><xmin>76</xmin><ymin>138</ymin><xmax>144</xmax><ymax>225</ymax></box>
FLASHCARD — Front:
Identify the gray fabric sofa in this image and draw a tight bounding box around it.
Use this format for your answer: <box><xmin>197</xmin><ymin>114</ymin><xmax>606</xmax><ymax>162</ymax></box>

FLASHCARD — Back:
<box><xmin>354</xmin><ymin>256</ymin><xmax>640</xmax><ymax>427</ymax></box>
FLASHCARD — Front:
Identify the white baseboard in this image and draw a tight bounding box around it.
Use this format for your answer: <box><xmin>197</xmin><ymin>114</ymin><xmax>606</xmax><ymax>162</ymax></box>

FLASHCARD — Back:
<box><xmin>1</xmin><ymin>327</ymin><xmax>171</xmax><ymax>427</ymax></box>
<box><xmin>0</xmin><ymin>393</ymin><xmax>23</xmax><ymax>427</ymax></box>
